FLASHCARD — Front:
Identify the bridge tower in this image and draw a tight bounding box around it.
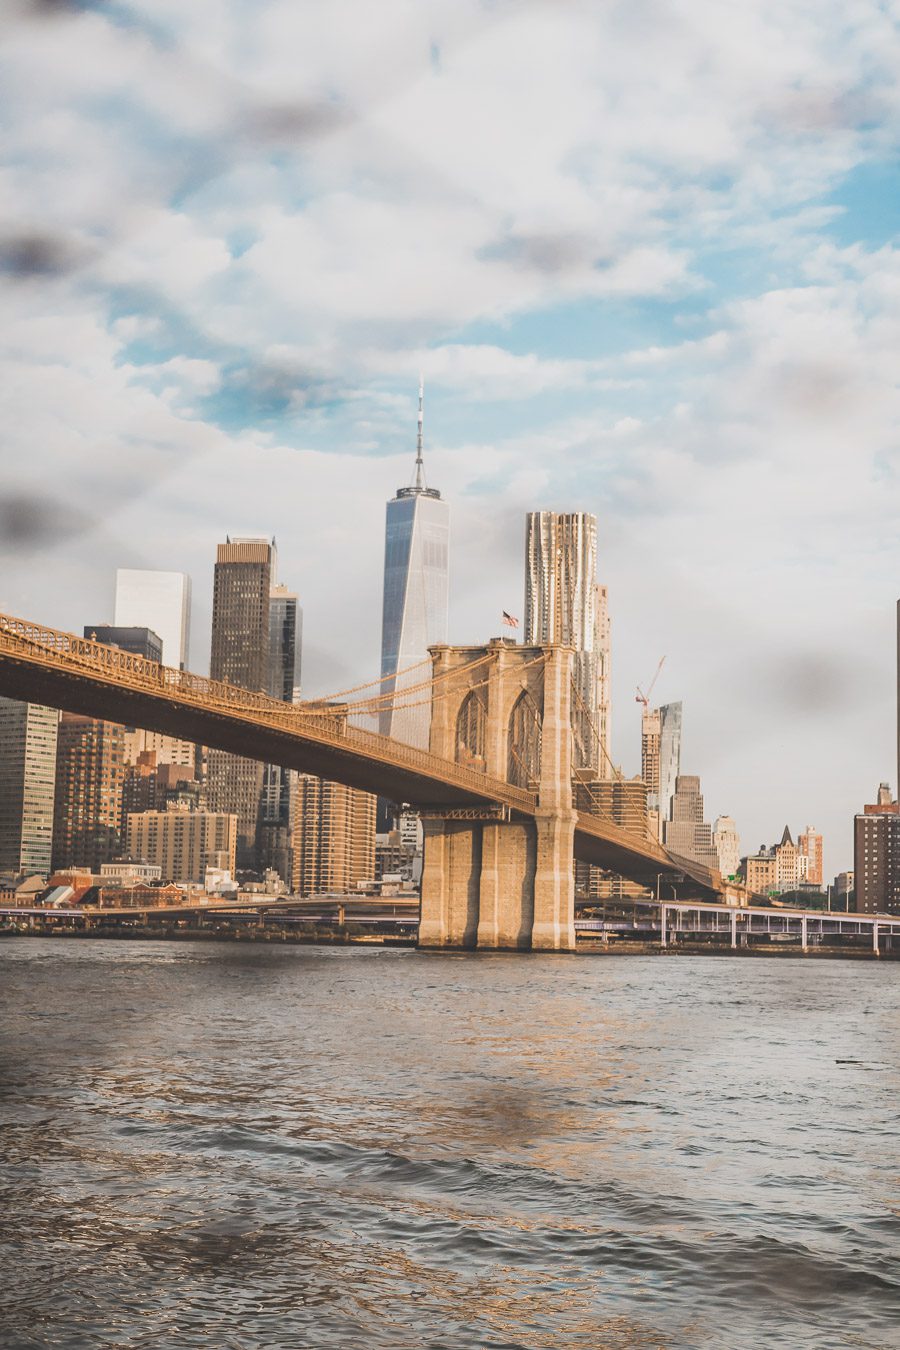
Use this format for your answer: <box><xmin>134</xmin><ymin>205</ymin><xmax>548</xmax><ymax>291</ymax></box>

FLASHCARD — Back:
<box><xmin>418</xmin><ymin>639</ymin><xmax>577</xmax><ymax>951</ymax></box>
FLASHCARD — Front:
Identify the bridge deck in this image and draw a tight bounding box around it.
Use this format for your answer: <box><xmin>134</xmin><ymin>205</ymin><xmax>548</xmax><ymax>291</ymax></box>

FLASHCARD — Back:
<box><xmin>0</xmin><ymin>613</ymin><xmax>718</xmax><ymax>895</ymax></box>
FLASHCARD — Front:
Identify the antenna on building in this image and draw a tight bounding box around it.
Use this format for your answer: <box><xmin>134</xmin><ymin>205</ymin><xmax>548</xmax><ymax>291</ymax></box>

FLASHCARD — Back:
<box><xmin>414</xmin><ymin>376</ymin><xmax>426</xmax><ymax>491</ymax></box>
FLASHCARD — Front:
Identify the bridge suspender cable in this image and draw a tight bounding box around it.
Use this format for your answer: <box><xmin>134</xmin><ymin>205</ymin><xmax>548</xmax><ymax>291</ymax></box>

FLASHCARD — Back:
<box><xmin>308</xmin><ymin>655</ymin><xmax>435</xmax><ymax>703</ymax></box>
<box><xmin>326</xmin><ymin>650</ymin><xmax>500</xmax><ymax>714</ymax></box>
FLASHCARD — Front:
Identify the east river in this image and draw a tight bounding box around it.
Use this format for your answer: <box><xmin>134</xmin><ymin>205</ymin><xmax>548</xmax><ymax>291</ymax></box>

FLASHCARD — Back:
<box><xmin>1</xmin><ymin>940</ymin><xmax>898</xmax><ymax>1349</ymax></box>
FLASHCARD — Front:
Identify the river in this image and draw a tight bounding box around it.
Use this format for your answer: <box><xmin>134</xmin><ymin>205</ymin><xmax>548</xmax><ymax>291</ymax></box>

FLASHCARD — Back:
<box><xmin>1</xmin><ymin>939</ymin><xmax>898</xmax><ymax>1348</ymax></box>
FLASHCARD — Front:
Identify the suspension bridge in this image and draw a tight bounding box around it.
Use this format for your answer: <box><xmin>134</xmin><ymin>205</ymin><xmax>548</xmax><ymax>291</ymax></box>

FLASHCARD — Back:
<box><xmin>0</xmin><ymin>611</ymin><xmax>724</xmax><ymax>949</ymax></box>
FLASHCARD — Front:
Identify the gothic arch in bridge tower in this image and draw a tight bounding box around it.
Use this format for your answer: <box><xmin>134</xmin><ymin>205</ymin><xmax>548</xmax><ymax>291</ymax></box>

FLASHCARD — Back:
<box><xmin>455</xmin><ymin>687</ymin><xmax>486</xmax><ymax>771</ymax></box>
<box><xmin>507</xmin><ymin>688</ymin><xmax>542</xmax><ymax>790</ymax></box>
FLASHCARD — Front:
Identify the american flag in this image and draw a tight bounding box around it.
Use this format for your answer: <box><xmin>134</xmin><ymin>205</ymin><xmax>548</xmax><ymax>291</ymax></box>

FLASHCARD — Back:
<box><xmin>502</xmin><ymin>611</ymin><xmax>519</xmax><ymax>629</ymax></box>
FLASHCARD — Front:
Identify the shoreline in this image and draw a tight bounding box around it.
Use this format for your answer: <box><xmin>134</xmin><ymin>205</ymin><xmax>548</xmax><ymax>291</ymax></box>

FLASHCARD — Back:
<box><xmin>1</xmin><ymin>927</ymin><xmax>895</xmax><ymax>960</ymax></box>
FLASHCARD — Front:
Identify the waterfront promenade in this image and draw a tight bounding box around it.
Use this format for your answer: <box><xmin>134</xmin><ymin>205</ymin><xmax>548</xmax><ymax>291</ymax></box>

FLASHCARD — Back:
<box><xmin>3</xmin><ymin>893</ymin><xmax>898</xmax><ymax>957</ymax></box>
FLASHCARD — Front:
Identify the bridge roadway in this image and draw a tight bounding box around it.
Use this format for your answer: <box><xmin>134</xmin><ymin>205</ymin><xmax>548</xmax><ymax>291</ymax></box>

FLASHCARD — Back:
<box><xmin>0</xmin><ymin>613</ymin><xmax>718</xmax><ymax>897</ymax></box>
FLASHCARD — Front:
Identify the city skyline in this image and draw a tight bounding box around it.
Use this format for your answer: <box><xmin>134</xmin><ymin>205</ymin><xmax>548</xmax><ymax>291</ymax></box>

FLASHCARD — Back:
<box><xmin>1</xmin><ymin>468</ymin><xmax>892</xmax><ymax>879</ymax></box>
<box><xmin>1</xmin><ymin>4</ymin><xmax>899</xmax><ymax>877</ymax></box>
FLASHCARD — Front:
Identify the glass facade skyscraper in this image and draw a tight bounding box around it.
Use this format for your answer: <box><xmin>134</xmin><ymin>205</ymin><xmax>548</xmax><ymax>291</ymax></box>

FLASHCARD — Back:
<box><xmin>380</xmin><ymin>385</ymin><xmax>449</xmax><ymax>748</ymax></box>
<box><xmin>114</xmin><ymin>569</ymin><xmax>191</xmax><ymax>669</ymax></box>
<box><xmin>657</xmin><ymin>700</ymin><xmax>683</xmax><ymax>826</ymax></box>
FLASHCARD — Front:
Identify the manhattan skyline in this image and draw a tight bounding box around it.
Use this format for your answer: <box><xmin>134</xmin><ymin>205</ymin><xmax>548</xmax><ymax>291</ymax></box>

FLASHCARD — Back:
<box><xmin>1</xmin><ymin>3</ymin><xmax>898</xmax><ymax>874</ymax></box>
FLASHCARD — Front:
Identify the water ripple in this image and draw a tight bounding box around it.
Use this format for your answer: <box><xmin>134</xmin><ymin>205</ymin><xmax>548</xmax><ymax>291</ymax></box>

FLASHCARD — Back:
<box><xmin>1</xmin><ymin>940</ymin><xmax>899</xmax><ymax>1349</ymax></box>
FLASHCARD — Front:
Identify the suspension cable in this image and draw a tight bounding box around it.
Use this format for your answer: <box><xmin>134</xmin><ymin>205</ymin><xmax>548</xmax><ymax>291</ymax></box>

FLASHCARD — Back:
<box><xmin>306</xmin><ymin>649</ymin><xmax>500</xmax><ymax>715</ymax></box>
<box><xmin>570</xmin><ymin>676</ymin><xmax>622</xmax><ymax>781</ymax></box>
<box><xmin>309</xmin><ymin>655</ymin><xmax>434</xmax><ymax>703</ymax></box>
<box><xmin>341</xmin><ymin>648</ymin><xmax>549</xmax><ymax>717</ymax></box>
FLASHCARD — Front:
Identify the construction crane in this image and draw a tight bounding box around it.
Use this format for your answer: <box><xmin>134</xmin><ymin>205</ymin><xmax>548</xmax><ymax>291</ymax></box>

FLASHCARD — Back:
<box><xmin>635</xmin><ymin>656</ymin><xmax>666</xmax><ymax>707</ymax></box>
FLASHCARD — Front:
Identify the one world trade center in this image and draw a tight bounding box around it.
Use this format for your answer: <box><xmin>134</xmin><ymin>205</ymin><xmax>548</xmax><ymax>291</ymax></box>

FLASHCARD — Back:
<box><xmin>379</xmin><ymin>383</ymin><xmax>449</xmax><ymax>747</ymax></box>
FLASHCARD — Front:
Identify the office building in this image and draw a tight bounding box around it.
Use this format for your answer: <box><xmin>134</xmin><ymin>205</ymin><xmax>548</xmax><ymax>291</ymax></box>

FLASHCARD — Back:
<box><xmin>83</xmin><ymin>625</ymin><xmax>163</xmax><ymax>663</ymax></box>
<box><xmin>114</xmin><ymin>569</ymin><xmax>191</xmax><ymax>669</ymax></box>
<box><xmin>122</xmin><ymin>728</ymin><xmax>197</xmax><ymax>770</ymax></box>
<box><xmin>657</xmin><ymin>701</ymin><xmax>682</xmax><ymax>828</ymax></box>
<box><xmin>853</xmin><ymin>784</ymin><xmax>900</xmax><ymax>915</ymax></box>
<box><xmin>121</xmin><ymin>751</ymin><xmax>203</xmax><ymax>827</ymax></box>
<box><xmin>641</xmin><ymin>706</ymin><xmax>661</xmax><ymax>839</ymax></box>
<box><xmin>743</xmin><ymin>847</ymin><xmax>778</xmax><ymax>895</ymax></box>
<box><xmin>642</xmin><ymin>702</ymin><xmax>682</xmax><ymax>838</ymax></box>
<box><xmin>774</xmin><ymin>826</ymin><xmax>799</xmax><ymax>891</ymax></box>
<box><xmin>269</xmin><ymin>584</ymin><xmax>301</xmax><ymax>701</ymax></box>
<box><xmin>663</xmin><ymin>774</ymin><xmax>719</xmax><ymax>870</ymax></box>
<box><xmin>797</xmin><ymin>825</ymin><xmax>823</xmax><ymax>886</ymax></box>
<box><xmin>126</xmin><ymin>807</ymin><xmax>237</xmax><ymax>884</ymax></box>
<box><xmin>259</xmin><ymin>581</ymin><xmax>301</xmax><ymax>883</ymax></box>
<box><xmin>52</xmin><ymin>714</ymin><xmax>126</xmax><ymax>870</ymax></box>
<box><xmin>207</xmin><ymin>537</ymin><xmax>274</xmax><ymax>869</ymax></box>
<box><xmin>525</xmin><ymin>510</ymin><xmax>608</xmax><ymax>771</ymax></box>
<box><xmin>0</xmin><ymin>698</ymin><xmax>59</xmax><ymax>876</ymax></box>
<box><xmin>292</xmin><ymin>775</ymin><xmax>376</xmax><ymax>896</ymax></box>
<box><xmin>712</xmin><ymin>815</ymin><xmax>741</xmax><ymax>879</ymax></box>
<box><xmin>380</xmin><ymin>383</ymin><xmax>450</xmax><ymax>747</ymax></box>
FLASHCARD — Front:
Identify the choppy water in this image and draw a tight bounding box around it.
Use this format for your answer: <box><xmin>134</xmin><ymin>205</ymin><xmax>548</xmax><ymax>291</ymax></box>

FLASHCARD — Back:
<box><xmin>1</xmin><ymin>940</ymin><xmax>898</xmax><ymax>1349</ymax></box>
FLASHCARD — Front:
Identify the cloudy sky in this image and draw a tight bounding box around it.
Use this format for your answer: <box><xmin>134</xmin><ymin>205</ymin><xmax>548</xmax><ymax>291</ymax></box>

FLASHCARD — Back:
<box><xmin>2</xmin><ymin>0</ymin><xmax>899</xmax><ymax>874</ymax></box>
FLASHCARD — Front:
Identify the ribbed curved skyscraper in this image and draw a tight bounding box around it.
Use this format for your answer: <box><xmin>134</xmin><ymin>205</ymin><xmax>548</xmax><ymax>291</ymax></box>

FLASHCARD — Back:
<box><xmin>524</xmin><ymin>511</ymin><xmax>610</xmax><ymax>773</ymax></box>
<box><xmin>379</xmin><ymin>383</ymin><xmax>450</xmax><ymax>747</ymax></box>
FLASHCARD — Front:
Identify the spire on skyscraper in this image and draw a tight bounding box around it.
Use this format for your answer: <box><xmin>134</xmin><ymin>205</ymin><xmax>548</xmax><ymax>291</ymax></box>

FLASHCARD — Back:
<box><xmin>414</xmin><ymin>376</ymin><xmax>426</xmax><ymax>491</ymax></box>
<box><xmin>398</xmin><ymin>378</ymin><xmax>440</xmax><ymax>501</ymax></box>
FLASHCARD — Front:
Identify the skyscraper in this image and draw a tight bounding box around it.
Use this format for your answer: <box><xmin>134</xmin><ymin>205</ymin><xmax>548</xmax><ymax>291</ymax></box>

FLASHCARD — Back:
<box><xmin>292</xmin><ymin>775</ymin><xmax>376</xmax><ymax>896</ymax></box>
<box><xmin>663</xmin><ymin>774</ymin><xmax>718</xmax><ymax>870</ymax></box>
<box><xmin>853</xmin><ymin>784</ymin><xmax>900</xmax><ymax>915</ymax></box>
<box><xmin>524</xmin><ymin>511</ymin><xmax>607</xmax><ymax>771</ymax></box>
<box><xmin>797</xmin><ymin>825</ymin><xmax>823</xmax><ymax>886</ymax></box>
<box><xmin>0</xmin><ymin>698</ymin><xmax>59</xmax><ymax>876</ymax></box>
<box><xmin>268</xmin><ymin>584</ymin><xmax>301</xmax><ymax>702</ymax></box>
<box><xmin>259</xmin><ymin>581</ymin><xmax>301</xmax><ymax>882</ymax></box>
<box><xmin>207</xmin><ymin>538</ymin><xmax>274</xmax><ymax>869</ymax></box>
<box><xmin>209</xmin><ymin>539</ymin><xmax>273</xmax><ymax>690</ymax></box>
<box><xmin>114</xmin><ymin>570</ymin><xmax>191</xmax><ymax>668</ymax></box>
<box><xmin>657</xmin><ymin>701</ymin><xmax>683</xmax><ymax>827</ymax></box>
<box><xmin>52</xmin><ymin>714</ymin><xmax>126</xmax><ymax>870</ymax></box>
<box><xmin>641</xmin><ymin>706</ymin><xmax>661</xmax><ymax>836</ymax></box>
<box><xmin>380</xmin><ymin>383</ymin><xmax>450</xmax><ymax>747</ymax></box>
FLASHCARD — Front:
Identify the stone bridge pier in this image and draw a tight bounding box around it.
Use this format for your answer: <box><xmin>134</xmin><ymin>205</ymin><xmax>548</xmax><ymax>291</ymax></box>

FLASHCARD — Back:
<box><xmin>418</xmin><ymin>641</ymin><xmax>576</xmax><ymax>951</ymax></box>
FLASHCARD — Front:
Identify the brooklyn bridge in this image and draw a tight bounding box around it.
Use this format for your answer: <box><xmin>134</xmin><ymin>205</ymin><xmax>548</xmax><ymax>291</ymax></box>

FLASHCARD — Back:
<box><xmin>0</xmin><ymin>612</ymin><xmax>726</xmax><ymax>950</ymax></box>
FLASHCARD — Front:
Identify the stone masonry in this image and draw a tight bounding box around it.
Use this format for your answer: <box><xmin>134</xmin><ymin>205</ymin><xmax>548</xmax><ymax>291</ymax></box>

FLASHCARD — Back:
<box><xmin>418</xmin><ymin>640</ymin><xmax>577</xmax><ymax>951</ymax></box>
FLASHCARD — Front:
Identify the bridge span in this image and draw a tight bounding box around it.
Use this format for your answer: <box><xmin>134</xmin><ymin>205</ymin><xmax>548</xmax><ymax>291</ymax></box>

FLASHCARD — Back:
<box><xmin>0</xmin><ymin>612</ymin><xmax>723</xmax><ymax>948</ymax></box>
